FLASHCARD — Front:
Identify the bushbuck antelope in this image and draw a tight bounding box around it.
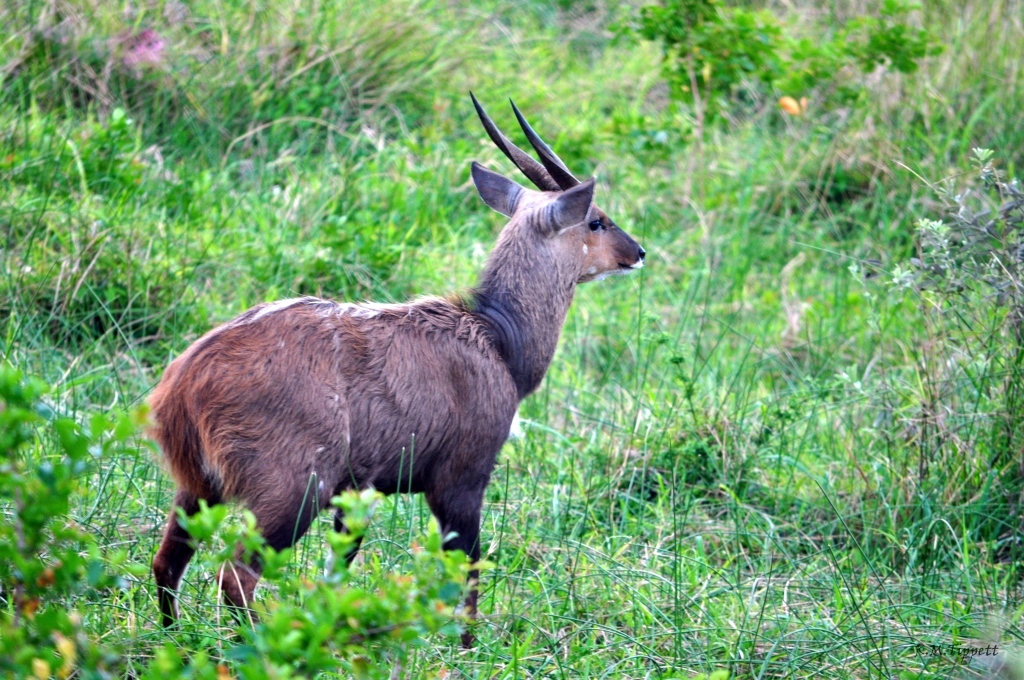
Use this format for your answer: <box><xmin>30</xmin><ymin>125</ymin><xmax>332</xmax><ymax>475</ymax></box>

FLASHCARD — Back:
<box><xmin>150</xmin><ymin>94</ymin><xmax>645</xmax><ymax>645</ymax></box>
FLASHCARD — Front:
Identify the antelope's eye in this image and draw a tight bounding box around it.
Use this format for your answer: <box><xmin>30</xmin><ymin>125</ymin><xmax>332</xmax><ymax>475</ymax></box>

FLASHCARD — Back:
<box><xmin>589</xmin><ymin>220</ymin><xmax>602</xmax><ymax>231</ymax></box>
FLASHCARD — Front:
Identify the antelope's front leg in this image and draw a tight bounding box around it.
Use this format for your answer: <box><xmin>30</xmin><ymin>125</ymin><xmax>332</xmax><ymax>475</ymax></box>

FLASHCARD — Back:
<box><xmin>424</xmin><ymin>484</ymin><xmax>485</xmax><ymax>648</ymax></box>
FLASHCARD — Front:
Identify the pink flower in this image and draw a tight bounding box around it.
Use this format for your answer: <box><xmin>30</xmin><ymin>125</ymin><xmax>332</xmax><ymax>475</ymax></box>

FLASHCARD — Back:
<box><xmin>123</xmin><ymin>29</ymin><xmax>166</xmax><ymax>69</ymax></box>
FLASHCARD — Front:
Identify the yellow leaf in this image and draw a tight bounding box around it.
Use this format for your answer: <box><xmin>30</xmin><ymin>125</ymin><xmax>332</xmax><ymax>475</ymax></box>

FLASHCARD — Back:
<box><xmin>778</xmin><ymin>96</ymin><xmax>803</xmax><ymax>115</ymax></box>
<box><xmin>54</xmin><ymin>633</ymin><xmax>76</xmax><ymax>679</ymax></box>
<box><xmin>32</xmin><ymin>659</ymin><xmax>51</xmax><ymax>680</ymax></box>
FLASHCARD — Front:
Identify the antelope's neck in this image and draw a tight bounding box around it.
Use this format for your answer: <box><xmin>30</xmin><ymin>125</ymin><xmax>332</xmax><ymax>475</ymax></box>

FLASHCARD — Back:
<box><xmin>471</xmin><ymin>239</ymin><xmax>578</xmax><ymax>400</ymax></box>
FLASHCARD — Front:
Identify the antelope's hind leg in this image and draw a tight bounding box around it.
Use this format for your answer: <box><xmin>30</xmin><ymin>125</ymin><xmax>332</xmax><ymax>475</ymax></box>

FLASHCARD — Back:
<box><xmin>153</xmin><ymin>489</ymin><xmax>210</xmax><ymax>627</ymax></box>
<box><xmin>218</xmin><ymin>472</ymin><xmax>333</xmax><ymax>621</ymax></box>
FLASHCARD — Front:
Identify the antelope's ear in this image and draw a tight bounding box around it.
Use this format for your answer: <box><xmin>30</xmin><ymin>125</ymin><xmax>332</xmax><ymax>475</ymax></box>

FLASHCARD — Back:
<box><xmin>472</xmin><ymin>162</ymin><xmax>527</xmax><ymax>217</ymax></box>
<box><xmin>551</xmin><ymin>178</ymin><xmax>595</xmax><ymax>232</ymax></box>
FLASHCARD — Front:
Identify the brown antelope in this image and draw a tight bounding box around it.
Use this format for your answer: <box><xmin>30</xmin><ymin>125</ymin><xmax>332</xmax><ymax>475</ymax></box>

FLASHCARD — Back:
<box><xmin>150</xmin><ymin>94</ymin><xmax>645</xmax><ymax>646</ymax></box>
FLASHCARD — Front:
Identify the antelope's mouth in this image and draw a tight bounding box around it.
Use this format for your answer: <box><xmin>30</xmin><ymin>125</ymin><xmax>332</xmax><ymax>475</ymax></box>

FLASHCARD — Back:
<box><xmin>619</xmin><ymin>260</ymin><xmax>644</xmax><ymax>272</ymax></box>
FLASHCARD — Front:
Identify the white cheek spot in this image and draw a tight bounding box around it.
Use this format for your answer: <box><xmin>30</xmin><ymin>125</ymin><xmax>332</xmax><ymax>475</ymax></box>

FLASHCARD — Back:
<box><xmin>318</xmin><ymin>480</ymin><xmax>325</xmax><ymax>495</ymax></box>
<box><xmin>316</xmin><ymin>446</ymin><xmax>325</xmax><ymax>454</ymax></box>
<box><xmin>278</xmin><ymin>340</ymin><xmax>285</xmax><ymax>349</ymax></box>
<box><xmin>582</xmin><ymin>244</ymin><xmax>588</xmax><ymax>254</ymax></box>
<box><xmin>587</xmin><ymin>266</ymin><xmax>597</xmax><ymax>275</ymax></box>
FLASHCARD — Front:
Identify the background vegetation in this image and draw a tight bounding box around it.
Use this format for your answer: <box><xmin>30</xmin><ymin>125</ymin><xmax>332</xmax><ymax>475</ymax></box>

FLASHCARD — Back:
<box><xmin>3</xmin><ymin>0</ymin><xmax>1024</xmax><ymax>677</ymax></box>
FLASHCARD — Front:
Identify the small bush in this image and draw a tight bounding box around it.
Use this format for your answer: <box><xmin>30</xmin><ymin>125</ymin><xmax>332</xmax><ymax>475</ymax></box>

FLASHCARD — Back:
<box><xmin>0</xmin><ymin>368</ymin><xmax>473</xmax><ymax>678</ymax></box>
<box><xmin>148</xmin><ymin>489</ymin><xmax>473</xmax><ymax>679</ymax></box>
<box><xmin>890</xmin><ymin>149</ymin><xmax>1024</xmax><ymax>557</ymax></box>
<box><xmin>0</xmin><ymin>366</ymin><xmax>141</xmax><ymax>678</ymax></box>
<box><xmin>628</xmin><ymin>0</ymin><xmax>941</xmax><ymax>124</ymax></box>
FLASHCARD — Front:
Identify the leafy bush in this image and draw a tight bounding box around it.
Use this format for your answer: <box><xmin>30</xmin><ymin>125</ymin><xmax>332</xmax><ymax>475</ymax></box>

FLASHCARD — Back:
<box><xmin>0</xmin><ymin>366</ymin><xmax>141</xmax><ymax>679</ymax></box>
<box><xmin>889</xmin><ymin>149</ymin><xmax>1024</xmax><ymax>555</ymax></box>
<box><xmin>0</xmin><ymin>368</ymin><xmax>474</xmax><ymax>677</ymax></box>
<box><xmin>630</xmin><ymin>0</ymin><xmax>941</xmax><ymax>124</ymax></box>
<box><xmin>156</xmin><ymin>490</ymin><xmax>473</xmax><ymax>679</ymax></box>
<box><xmin>894</xmin><ymin>149</ymin><xmax>1024</xmax><ymax>324</ymax></box>
<box><xmin>633</xmin><ymin>0</ymin><xmax>781</xmax><ymax>121</ymax></box>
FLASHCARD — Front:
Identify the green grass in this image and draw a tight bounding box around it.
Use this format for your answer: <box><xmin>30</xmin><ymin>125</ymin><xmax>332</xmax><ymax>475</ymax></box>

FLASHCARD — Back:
<box><xmin>4</xmin><ymin>0</ymin><xmax>1024</xmax><ymax>677</ymax></box>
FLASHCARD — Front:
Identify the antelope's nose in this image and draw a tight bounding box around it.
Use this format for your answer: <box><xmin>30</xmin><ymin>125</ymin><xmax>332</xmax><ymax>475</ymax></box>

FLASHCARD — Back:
<box><xmin>638</xmin><ymin>246</ymin><xmax>646</xmax><ymax>261</ymax></box>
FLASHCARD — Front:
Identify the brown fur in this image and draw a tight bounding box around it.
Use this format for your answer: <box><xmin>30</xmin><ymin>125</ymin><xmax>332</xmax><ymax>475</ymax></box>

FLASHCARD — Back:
<box><xmin>151</xmin><ymin>105</ymin><xmax>644</xmax><ymax>647</ymax></box>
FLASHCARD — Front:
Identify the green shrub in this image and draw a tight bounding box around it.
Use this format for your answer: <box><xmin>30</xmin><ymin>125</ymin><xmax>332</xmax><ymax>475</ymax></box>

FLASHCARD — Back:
<box><xmin>890</xmin><ymin>149</ymin><xmax>1024</xmax><ymax>557</ymax></box>
<box><xmin>0</xmin><ymin>366</ymin><xmax>141</xmax><ymax>679</ymax></box>
<box><xmin>0</xmin><ymin>367</ymin><xmax>473</xmax><ymax>678</ymax></box>
<box><xmin>156</xmin><ymin>490</ymin><xmax>473</xmax><ymax>679</ymax></box>
<box><xmin>629</xmin><ymin>0</ymin><xmax>941</xmax><ymax>124</ymax></box>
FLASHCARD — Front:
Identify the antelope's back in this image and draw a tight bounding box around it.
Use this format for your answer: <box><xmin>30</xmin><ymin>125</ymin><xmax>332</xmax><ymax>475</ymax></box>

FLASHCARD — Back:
<box><xmin>149</xmin><ymin>296</ymin><xmax>519</xmax><ymax>499</ymax></box>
